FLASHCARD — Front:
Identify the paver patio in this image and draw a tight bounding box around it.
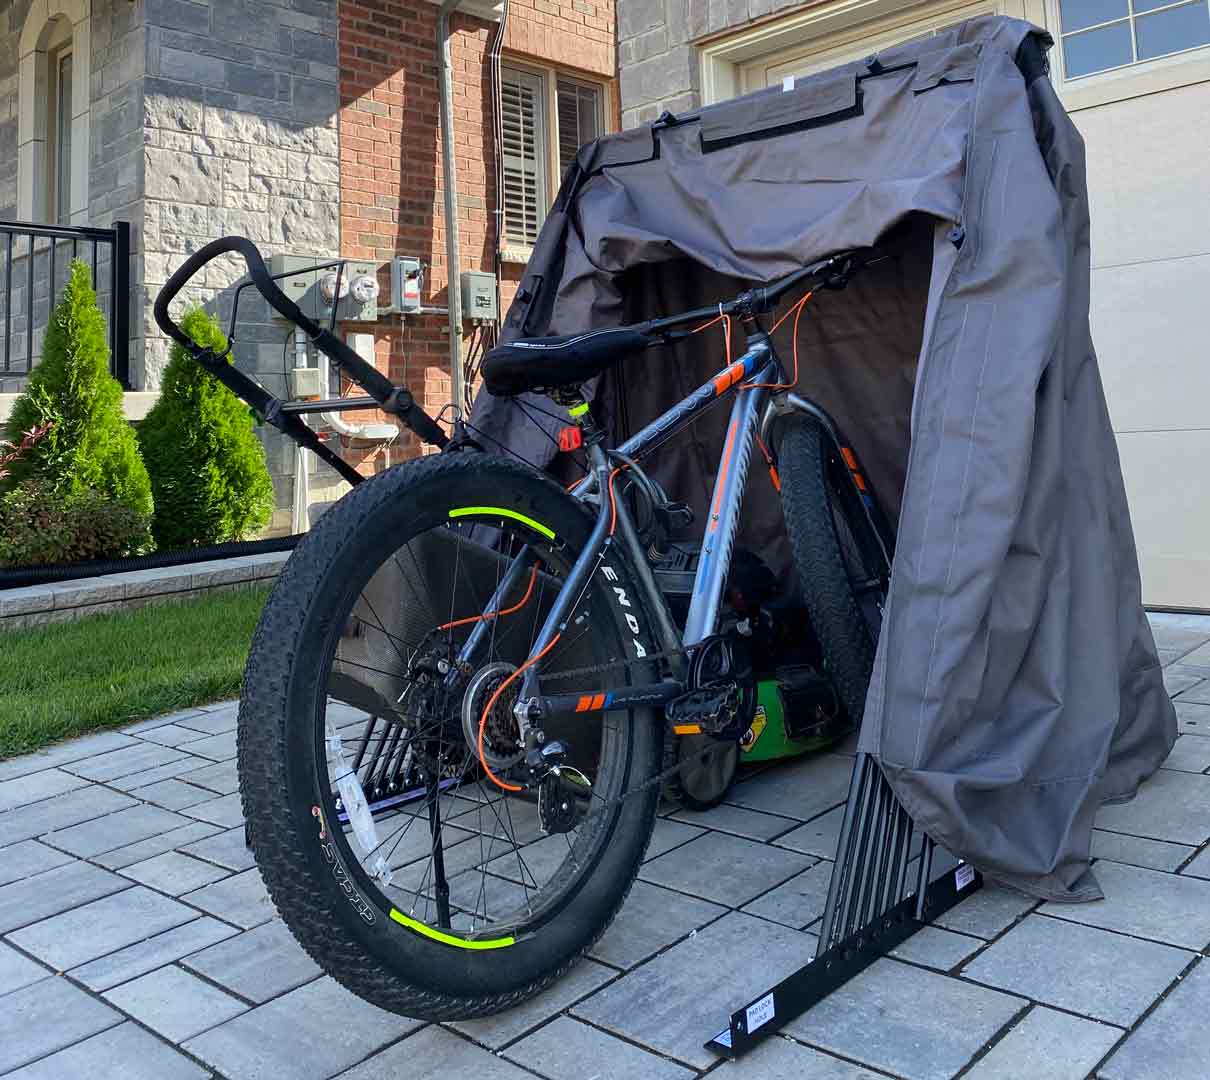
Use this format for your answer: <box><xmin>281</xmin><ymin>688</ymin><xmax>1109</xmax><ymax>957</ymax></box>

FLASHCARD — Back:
<box><xmin>1</xmin><ymin>611</ymin><xmax>1208</xmax><ymax>1078</ymax></box>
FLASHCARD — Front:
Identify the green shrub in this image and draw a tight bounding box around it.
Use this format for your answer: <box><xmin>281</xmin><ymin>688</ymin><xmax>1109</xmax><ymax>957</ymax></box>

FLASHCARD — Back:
<box><xmin>138</xmin><ymin>306</ymin><xmax>274</xmax><ymax>549</ymax></box>
<box><xmin>0</xmin><ymin>482</ymin><xmax>151</xmax><ymax>567</ymax></box>
<box><xmin>2</xmin><ymin>261</ymin><xmax>153</xmax><ymax>522</ymax></box>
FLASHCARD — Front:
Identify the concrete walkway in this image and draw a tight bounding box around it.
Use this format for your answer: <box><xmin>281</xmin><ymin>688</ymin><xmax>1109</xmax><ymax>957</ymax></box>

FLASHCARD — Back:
<box><xmin>2</xmin><ymin>611</ymin><xmax>1209</xmax><ymax>1079</ymax></box>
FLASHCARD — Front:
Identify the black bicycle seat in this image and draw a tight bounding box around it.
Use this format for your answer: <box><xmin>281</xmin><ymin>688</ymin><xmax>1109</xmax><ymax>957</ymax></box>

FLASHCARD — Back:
<box><xmin>482</xmin><ymin>324</ymin><xmax>657</xmax><ymax>396</ymax></box>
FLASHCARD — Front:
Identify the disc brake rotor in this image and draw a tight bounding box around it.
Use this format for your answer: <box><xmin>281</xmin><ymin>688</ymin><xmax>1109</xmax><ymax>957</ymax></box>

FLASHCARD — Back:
<box><xmin>461</xmin><ymin>661</ymin><xmax>524</xmax><ymax>771</ymax></box>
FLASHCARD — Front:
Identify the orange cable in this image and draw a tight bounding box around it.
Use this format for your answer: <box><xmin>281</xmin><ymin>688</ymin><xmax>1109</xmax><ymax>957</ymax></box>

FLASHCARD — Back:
<box><xmin>746</xmin><ymin>291</ymin><xmax>813</xmax><ymax>392</ymax></box>
<box><xmin>477</xmin><ymin>633</ymin><xmax>562</xmax><ymax>793</ymax></box>
<box><xmin>438</xmin><ymin>565</ymin><xmax>538</xmax><ymax>632</ymax></box>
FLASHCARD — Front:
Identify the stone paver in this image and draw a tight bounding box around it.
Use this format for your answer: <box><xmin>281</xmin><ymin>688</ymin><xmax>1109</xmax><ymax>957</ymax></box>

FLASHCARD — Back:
<box><xmin>641</xmin><ymin>832</ymin><xmax>813</xmax><ymax>907</ymax></box>
<box><xmin>962</xmin><ymin>915</ymin><xmax>1190</xmax><ymax>1026</ymax></box>
<box><xmin>182</xmin><ymin>867</ymin><xmax>276</xmax><ymax>928</ymax></box>
<box><xmin>1094</xmin><ymin>767</ymin><xmax>1210</xmax><ymax>845</ymax></box>
<box><xmin>0</xmin><ymin>767</ymin><xmax>89</xmax><ymax>813</ymax></box>
<box><xmin>105</xmin><ymin>964</ymin><xmax>246</xmax><ymax>1042</ymax></box>
<box><xmin>94</xmin><ymin>819</ymin><xmax>223</xmax><ymax>870</ymax></box>
<box><xmin>2</xmin><ymin>1021</ymin><xmax>210</xmax><ymax>1080</ymax></box>
<box><xmin>120</xmin><ymin>850</ymin><xmax>232</xmax><ymax>895</ymax></box>
<box><xmin>339</xmin><ymin>1025</ymin><xmax>531</xmax><ymax>1079</ymax></box>
<box><xmin>184</xmin><ymin>976</ymin><xmax>418</xmax><ymax>1080</ymax></box>
<box><xmin>589</xmin><ymin>880</ymin><xmax>727</xmax><ymax>970</ymax></box>
<box><xmin>9</xmin><ymin>886</ymin><xmax>195</xmax><ymax>970</ymax></box>
<box><xmin>741</xmin><ymin>858</ymin><xmax>832</xmax><ymax>928</ymax></box>
<box><xmin>70</xmin><ymin>915</ymin><xmax>239</xmax><ymax>992</ymax></box>
<box><xmin>182</xmin><ymin>919</ymin><xmax>322</xmax><ymax>1003</ymax></box>
<box><xmin>0</xmin><ymin>860</ymin><xmax>130</xmax><ymax>934</ymax></box>
<box><xmin>574</xmin><ymin>911</ymin><xmax>817</xmax><ymax>1070</ymax></box>
<box><xmin>1091</xmin><ymin>829</ymin><xmax>1195</xmax><ymax>872</ymax></box>
<box><xmin>965</xmin><ymin>1006</ymin><xmax>1122</xmax><ymax>1079</ymax></box>
<box><xmin>1098</xmin><ymin>958</ymin><xmax>1210</xmax><ymax>1079</ymax></box>
<box><xmin>41</xmin><ymin>803</ymin><xmax>196</xmax><ymax>858</ymax></box>
<box><xmin>0</xmin><ymin>783</ymin><xmax>136</xmax><ymax>845</ymax></box>
<box><xmin>887</xmin><ymin>924</ymin><xmax>983</xmax><ymax>971</ymax></box>
<box><xmin>0</xmin><ymin>977</ymin><xmax>121</xmax><ymax>1074</ymax></box>
<box><xmin>452</xmin><ymin>958</ymin><xmax>616</xmax><ymax>1048</ymax></box>
<box><xmin>5</xmin><ymin>650</ymin><xmax>1210</xmax><ymax>1080</ymax></box>
<box><xmin>505</xmin><ymin>1014</ymin><xmax>696</xmax><ymax>1080</ymax></box>
<box><xmin>0</xmin><ymin>941</ymin><xmax>48</xmax><ymax>996</ymax></box>
<box><xmin>180</xmin><ymin>825</ymin><xmax>257</xmax><ymax>871</ymax></box>
<box><xmin>786</xmin><ymin>957</ymin><xmax>1026</xmax><ymax>1080</ymax></box>
<box><xmin>1040</xmin><ymin>860</ymin><xmax>1210</xmax><ymax>949</ymax></box>
<box><xmin>0</xmin><ymin>839</ymin><xmax>74</xmax><ymax>887</ymax></box>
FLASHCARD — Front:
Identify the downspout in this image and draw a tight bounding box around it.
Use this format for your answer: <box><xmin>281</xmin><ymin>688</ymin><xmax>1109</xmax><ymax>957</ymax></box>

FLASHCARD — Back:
<box><xmin>438</xmin><ymin>0</ymin><xmax>466</xmax><ymax>415</ymax></box>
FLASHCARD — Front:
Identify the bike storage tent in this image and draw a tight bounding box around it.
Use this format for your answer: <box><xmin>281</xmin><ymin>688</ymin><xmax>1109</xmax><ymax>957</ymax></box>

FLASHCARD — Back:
<box><xmin>472</xmin><ymin>10</ymin><xmax>1176</xmax><ymax>920</ymax></box>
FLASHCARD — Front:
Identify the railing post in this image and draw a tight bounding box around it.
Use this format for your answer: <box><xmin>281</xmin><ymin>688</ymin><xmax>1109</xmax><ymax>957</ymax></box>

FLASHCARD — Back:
<box><xmin>111</xmin><ymin>220</ymin><xmax>131</xmax><ymax>389</ymax></box>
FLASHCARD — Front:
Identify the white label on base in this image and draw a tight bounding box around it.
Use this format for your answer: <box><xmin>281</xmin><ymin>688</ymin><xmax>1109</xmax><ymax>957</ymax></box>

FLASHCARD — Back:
<box><xmin>746</xmin><ymin>993</ymin><xmax>776</xmax><ymax>1033</ymax></box>
<box><xmin>782</xmin><ymin>75</ymin><xmax>795</xmax><ymax>92</ymax></box>
<box><xmin>955</xmin><ymin>863</ymin><xmax>975</xmax><ymax>890</ymax></box>
<box><xmin>713</xmin><ymin>1028</ymin><xmax>732</xmax><ymax>1049</ymax></box>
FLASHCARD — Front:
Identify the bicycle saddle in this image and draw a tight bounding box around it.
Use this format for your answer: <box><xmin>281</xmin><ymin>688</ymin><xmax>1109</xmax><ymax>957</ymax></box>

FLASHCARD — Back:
<box><xmin>482</xmin><ymin>324</ymin><xmax>657</xmax><ymax>396</ymax></box>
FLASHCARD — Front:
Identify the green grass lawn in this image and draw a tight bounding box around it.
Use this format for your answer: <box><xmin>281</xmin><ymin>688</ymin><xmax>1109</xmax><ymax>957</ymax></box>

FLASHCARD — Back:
<box><xmin>0</xmin><ymin>585</ymin><xmax>270</xmax><ymax>758</ymax></box>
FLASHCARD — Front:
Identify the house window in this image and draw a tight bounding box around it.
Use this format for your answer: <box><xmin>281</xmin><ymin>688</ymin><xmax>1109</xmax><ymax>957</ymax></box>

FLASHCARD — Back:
<box><xmin>1059</xmin><ymin>0</ymin><xmax>1210</xmax><ymax>79</ymax></box>
<box><xmin>51</xmin><ymin>50</ymin><xmax>73</xmax><ymax>224</ymax></box>
<box><xmin>501</xmin><ymin>64</ymin><xmax>605</xmax><ymax>250</ymax></box>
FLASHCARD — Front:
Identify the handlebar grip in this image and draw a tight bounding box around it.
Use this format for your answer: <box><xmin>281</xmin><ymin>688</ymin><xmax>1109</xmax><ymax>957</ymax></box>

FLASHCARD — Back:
<box><xmin>153</xmin><ymin>236</ymin><xmax>322</xmax><ymax>349</ymax></box>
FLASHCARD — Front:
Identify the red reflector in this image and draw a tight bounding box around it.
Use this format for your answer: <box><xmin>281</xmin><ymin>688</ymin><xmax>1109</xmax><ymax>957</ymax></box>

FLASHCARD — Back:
<box><xmin>558</xmin><ymin>426</ymin><xmax>583</xmax><ymax>452</ymax></box>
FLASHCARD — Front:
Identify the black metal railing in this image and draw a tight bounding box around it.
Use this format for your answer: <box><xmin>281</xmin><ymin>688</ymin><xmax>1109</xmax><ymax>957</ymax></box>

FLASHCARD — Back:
<box><xmin>0</xmin><ymin>220</ymin><xmax>131</xmax><ymax>389</ymax></box>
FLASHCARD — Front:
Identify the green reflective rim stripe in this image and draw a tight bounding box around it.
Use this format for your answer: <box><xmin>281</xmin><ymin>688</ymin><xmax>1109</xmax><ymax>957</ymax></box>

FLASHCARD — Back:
<box><xmin>448</xmin><ymin>506</ymin><xmax>556</xmax><ymax>540</ymax></box>
<box><xmin>568</xmin><ymin>402</ymin><xmax>589</xmax><ymax>417</ymax></box>
<box><xmin>389</xmin><ymin>907</ymin><xmax>515</xmax><ymax>950</ymax></box>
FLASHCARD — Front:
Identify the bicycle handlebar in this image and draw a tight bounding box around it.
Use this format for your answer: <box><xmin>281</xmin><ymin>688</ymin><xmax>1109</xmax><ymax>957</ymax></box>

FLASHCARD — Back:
<box><xmin>646</xmin><ymin>247</ymin><xmax>879</xmax><ymax>338</ymax></box>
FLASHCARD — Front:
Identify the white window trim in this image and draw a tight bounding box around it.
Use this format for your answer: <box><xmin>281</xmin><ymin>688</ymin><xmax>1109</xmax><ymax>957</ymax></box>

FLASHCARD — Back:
<box><xmin>500</xmin><ymin>59</ymin><xmax>613</xmax><ymax>263</ymax></box>
<box><xmin>1039</xmin><ymin>0</ymin><xmax>1210</xmax><ymax>111</ymax></box>
<box><xmin>699</xmin><ymin>0</ymin><xmax>1031</xmax><ymax>104</ymax></box>
<box><xmin>17</xmin><ymin>0</ymin><xmax>91</xmax><ymax>225</ymax></box>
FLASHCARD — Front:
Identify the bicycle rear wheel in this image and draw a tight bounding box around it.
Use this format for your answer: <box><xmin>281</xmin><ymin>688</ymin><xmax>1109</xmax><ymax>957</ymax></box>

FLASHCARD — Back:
<box><xmin>239</xmin><ymin>452</ymin><xmax>662</xmax><ymax>1019</ymax></box>
<box><xmin>777</xmin><ymin>416</ymin><xmax>888</xmax><ymax>724</ymax></box>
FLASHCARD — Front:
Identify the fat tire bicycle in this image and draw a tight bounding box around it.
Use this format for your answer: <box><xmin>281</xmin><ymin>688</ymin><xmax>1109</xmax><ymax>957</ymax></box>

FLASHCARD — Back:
<box><xmin>154</xmin><ymin>238</ymin><xmax>894</xmax><ymax>1019</ymax></box>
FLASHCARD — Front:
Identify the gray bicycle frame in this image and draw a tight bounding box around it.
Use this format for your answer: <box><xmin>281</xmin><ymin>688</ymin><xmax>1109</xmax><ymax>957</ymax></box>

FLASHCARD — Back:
<box><xmin>453</xmin><ymin>332</ymin><xmax>800</xmax><ymax>717</ymax></box>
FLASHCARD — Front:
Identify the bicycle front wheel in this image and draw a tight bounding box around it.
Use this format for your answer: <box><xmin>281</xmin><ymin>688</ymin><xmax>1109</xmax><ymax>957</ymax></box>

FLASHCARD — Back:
<box><xmin>239</xmin><ymin>452</ymin><xmax>662</xmax><ymax>1019</ymax></box>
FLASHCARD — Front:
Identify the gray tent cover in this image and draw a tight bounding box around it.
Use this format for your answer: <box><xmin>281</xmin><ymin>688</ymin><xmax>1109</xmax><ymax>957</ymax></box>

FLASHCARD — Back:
<box><xmin>471</xmin><ymin>15</ymin><xmax>1175</xmax><ymax>901</ymax></box>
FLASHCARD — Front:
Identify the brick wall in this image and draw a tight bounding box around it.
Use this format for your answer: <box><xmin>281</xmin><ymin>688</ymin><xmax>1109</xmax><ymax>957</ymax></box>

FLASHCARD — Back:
<box><xmin>336</xmin><ymin>0</ymin><xmax>616</xmax><ymax>463</ymax></box>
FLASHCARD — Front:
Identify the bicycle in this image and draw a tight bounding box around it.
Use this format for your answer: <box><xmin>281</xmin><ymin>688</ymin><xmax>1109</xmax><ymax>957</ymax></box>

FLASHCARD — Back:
<box><xmin>154</xmin><ymin>238</ymin><xmax>894</xmax><ymax>1020</ymax></box>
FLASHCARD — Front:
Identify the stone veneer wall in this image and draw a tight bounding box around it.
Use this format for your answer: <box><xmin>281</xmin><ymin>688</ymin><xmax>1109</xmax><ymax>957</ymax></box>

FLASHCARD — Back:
<box><xmin>616</xmin><ymin>0</ymin><xmax>809</xmax><ymax>125</ymax></box>
<box><xmin>141</xmin><ymin>0</ymin><xmax>342</xmax><ymax>534</ymax></box>
<box><xmin>0</xmin><ymin>0</ymin><xmax>143</xmax><ymax>394</ymax></box>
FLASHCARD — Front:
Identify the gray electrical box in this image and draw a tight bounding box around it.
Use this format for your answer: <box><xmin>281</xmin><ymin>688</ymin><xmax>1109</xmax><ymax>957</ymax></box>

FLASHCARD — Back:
<box><xmin>268</xmin><ymin>254</ymin><xmax>321</xmax><ymax>321</ymax></box>
<box><xmin>392</xmin><ymin>257</ymin><xmax>424</xmax><ymax>314</ymax></box>
<box><xmin>460</xmin><ymin>271</ymin><xmax>498</xmax><ymax>323</ymax></box>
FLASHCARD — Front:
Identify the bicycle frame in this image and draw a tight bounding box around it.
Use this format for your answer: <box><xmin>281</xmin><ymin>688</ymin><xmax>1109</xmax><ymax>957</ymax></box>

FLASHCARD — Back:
<box><xmin>458</xmin><ymin>326</ymin><xmax>890</xmax><ymax>743</ymax></box>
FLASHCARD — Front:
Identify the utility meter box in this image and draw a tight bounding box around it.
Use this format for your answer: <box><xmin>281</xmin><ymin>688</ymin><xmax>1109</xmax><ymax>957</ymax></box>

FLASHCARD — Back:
<box><xmin>325</xmin><ymin>261</ymin><xmax>381</xmax><ymax>323</ymax></box>
<box><xmin>268</xmin><ymin>254</ymin><xmax>320</xmax><ymax>321</ymax></box>
<box><xmin>391</xmin><ymin>257</ymin><xmax>424</xmax><ymax>314</ymax></box>
<box><xmin>460</xmin><ymin>271</ymin><xmax>498</xmax><ymax>323</ymax></box>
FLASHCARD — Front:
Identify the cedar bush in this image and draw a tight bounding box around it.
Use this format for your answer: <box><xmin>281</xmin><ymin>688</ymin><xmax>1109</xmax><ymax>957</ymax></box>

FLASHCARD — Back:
<box><xmin>138</xmin><ymin>306</ymin><xmax>274</xmax><ymax>549</ymax></box>
<box><xmin>2</xmin><ymin>260</ymin><xmax>153</xmax><ymax>522</ymax></box>
<box><xmin>0</xmin><ymin>483</ymin><xmax>150</xmax><ymax>567</ymax></box>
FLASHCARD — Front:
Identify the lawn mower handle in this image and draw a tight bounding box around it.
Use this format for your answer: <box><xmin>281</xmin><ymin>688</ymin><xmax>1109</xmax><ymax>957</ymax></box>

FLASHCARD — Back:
<box><xmin>152</xmin><ymin>236</ymin><xmax>448</xmax><ymax>452</ymax></box>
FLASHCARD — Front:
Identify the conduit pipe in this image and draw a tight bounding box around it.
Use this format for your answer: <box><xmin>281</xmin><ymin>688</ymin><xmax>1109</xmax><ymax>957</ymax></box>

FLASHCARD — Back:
<box><xmin>438</xmin><ymin>0</ymin><xmax>467</xmax><ymax>414</ymax></box>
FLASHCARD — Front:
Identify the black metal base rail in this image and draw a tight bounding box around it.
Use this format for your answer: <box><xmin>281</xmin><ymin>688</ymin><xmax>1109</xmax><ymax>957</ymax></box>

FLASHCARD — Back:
<box><xmin>705</xmin><ymin>751</ymin><xmax>983</xmax><ymax>1060</ymax></box>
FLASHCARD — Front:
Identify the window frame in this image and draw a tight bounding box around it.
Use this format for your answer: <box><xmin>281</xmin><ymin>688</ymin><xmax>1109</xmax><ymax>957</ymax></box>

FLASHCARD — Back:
<box><xmin>499</xmin><ymin>59</ymin><xmax>611</xmax><ymax>262</ymax></box>
<box><xmin>48</xmin><ymin>44</ymin><xmax>73</xmax><ymax>225</ymax></box>
<box><xmin>1042</xmin><ymin>0</ymin><xmax>1210</xmax><ymax>109</ymax></box>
